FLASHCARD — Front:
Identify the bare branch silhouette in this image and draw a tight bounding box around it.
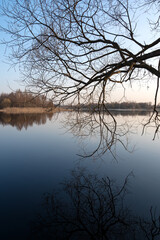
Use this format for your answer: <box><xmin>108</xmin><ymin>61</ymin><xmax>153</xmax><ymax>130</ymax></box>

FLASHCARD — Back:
<box><xmin>1</xmin><ymin>0</ymin><xmax>160</xmax><ymax>153</ymax></box>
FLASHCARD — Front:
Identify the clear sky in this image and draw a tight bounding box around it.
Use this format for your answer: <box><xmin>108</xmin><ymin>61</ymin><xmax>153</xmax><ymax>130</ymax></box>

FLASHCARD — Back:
<box><xmin>0</xmin><ymin>47</ymin><xmax>22</xmax><ymax>93</ymax></box>
<box><xmin>0</xmin><ymin>0</ymin><xmax>159</xmax><ymax>104</ymax></box>
<box><xmin>0</xmin><ymin>9</ymin><xmax>25</xmax><ymax>94</ymax></box>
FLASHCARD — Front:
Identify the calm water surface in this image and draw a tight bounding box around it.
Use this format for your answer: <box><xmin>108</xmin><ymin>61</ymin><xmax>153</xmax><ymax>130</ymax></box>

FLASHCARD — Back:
<box><xmin>0</xmin><ymin>111</ymin><xmax>160</xmax><ymax>239</ymax></box>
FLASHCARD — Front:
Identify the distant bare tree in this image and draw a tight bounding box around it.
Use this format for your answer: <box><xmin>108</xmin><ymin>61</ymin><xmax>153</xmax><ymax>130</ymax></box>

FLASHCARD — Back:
<box><xmin>0</xmin><ymin>90</ymin><xmax>54</xmax><ymax>108</ymax></box>
<box><xmin>0</xmin><ymin>97</ymin><xmax>11</xmax><ymax>108</ymax></box>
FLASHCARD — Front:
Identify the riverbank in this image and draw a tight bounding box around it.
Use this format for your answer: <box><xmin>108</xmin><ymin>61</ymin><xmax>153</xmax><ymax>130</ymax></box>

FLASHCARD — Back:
<box><xmin>0</xmin><ymin>107</ymin><xmax>65</xmax><ymax>114</ymax></box>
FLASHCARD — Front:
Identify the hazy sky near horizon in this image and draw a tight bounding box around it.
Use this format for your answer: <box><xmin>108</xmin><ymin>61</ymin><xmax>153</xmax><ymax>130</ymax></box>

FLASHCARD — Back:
<box><xmin>0</xmin><ymin>0</ymin><xmax>159</xmax><ymax>104</ymax></box>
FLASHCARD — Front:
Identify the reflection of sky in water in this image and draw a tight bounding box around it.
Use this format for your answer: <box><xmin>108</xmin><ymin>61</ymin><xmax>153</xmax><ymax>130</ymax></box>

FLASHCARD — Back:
<box><xmin>0</xmin><ymin>112</ymin><xmax>160</xmax><ymax>238</ymax></box>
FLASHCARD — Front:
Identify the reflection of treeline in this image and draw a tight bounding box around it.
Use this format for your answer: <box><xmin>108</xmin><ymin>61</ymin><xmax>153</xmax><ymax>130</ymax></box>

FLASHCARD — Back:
<box><xmin>109</xmin><ymin>110</ymin><xmax>151</xmax><ymax>116</ymax></box>
<box><xmin>0</xmin><ymin>90</ymin><xmax>54</xmax><ymax>108</ymax></box>
<box><xmin>0</xmin><ymin>112</ymin><xmax>53</xmax><ymax>130</ymax></box>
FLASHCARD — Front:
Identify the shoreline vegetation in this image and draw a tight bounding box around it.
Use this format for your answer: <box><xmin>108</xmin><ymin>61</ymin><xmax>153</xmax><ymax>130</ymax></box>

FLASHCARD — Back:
<box><xmin>0</xmin><ymin>90</ymin><xmax>66</xmax><ymax>114</ymax></box>
<box><xmin>0</xmin><ymin>90</ymin><xmax>159</xmax><ymax>114</ymax></box>
<box><xmin>63</xmin><ymin>102</ymin><xmax>158</xmax><ymax>113</ymax></box>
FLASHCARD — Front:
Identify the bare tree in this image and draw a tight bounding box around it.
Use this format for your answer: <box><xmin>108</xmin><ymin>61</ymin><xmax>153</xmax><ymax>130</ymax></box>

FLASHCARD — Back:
<box><xmin>0</xmin><ymin>0</ymin><xmax>160</xmax><ymax>154</ymax></box>
<box><xmin>1</xmin><ymin>0</ymin><xmax>159</xmax><ymax>102</ymax></box>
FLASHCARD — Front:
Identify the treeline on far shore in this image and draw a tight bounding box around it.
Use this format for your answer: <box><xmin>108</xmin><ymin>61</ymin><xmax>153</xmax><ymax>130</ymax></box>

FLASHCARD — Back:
<box><xmin>0</xmin><ymin>90</ymin><xmax>54</xmax><ymax>109</ymax></box>
<box><xmin>105</xmin><ymin>101</ymin><xmax>153</xmax><ymax>109</ymax></box>
<box><xmin>0</xmin><ymin>90</ymin><xmax>158</xmax><ymax>111</ymax></box>
<box><xmin>65</xmin><ymin>101</ymin><xmax>157</xmax><ymax>111</ymax></box>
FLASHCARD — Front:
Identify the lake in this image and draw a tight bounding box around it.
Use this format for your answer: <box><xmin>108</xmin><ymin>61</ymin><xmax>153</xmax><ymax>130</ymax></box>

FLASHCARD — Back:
<box><xmin>0</xmin><ymin>111</ymin><xmax>160</xmax><ymax>239</ymax></box>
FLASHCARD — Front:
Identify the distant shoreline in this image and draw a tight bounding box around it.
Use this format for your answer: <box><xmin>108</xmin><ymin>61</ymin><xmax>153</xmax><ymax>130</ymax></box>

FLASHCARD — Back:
<box><xmin>0</xmin><ymin>107</ymin><xmax>65</xmax><ymax>114</ymax></box>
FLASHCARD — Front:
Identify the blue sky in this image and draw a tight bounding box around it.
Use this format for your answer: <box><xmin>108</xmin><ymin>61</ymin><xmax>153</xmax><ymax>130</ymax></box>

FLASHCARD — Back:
<box><xmin>0</xmin><ymin>7</ymin><xmax>24</xmax><ymax>93</ymax></box>
<box><xmin>0</xmin><ymin>48</ymin><xmax>21</xmax><ymax>93</ymax></box>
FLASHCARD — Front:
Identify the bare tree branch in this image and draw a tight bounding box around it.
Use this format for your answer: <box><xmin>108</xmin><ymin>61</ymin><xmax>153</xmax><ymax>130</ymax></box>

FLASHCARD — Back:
<box><xmin>0</xmin><ymin>0</ymin><xmax>160</xmax><ymax>154</ymax></box>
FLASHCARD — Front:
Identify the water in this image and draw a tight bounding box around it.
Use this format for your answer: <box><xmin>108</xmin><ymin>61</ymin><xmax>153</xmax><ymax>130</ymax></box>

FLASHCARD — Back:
<box><xmin>0</xmin><ymin>111</ymin><xmax>160</xmax><ymax>239</ymax></box>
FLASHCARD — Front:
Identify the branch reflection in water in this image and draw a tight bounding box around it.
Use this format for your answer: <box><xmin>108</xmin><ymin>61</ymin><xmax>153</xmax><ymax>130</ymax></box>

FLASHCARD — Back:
<box><xmin>31</xmin><ymin>168</ymin><xmax>160</xmax><ymax>240</ymax></box>
<box><xmin>0</xmin><ymin>112</ymin><xmax>54</xmax><ymax>131</ymax></box>
<box><xmin>0</xmin><ymin>110</ymin><xmax>153</xmax><ymax>158</ymax></box>
<box><xmin>62</xmin><ymin>110</ymin><xmax>151</xmax><ymax>158</ymax></box>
